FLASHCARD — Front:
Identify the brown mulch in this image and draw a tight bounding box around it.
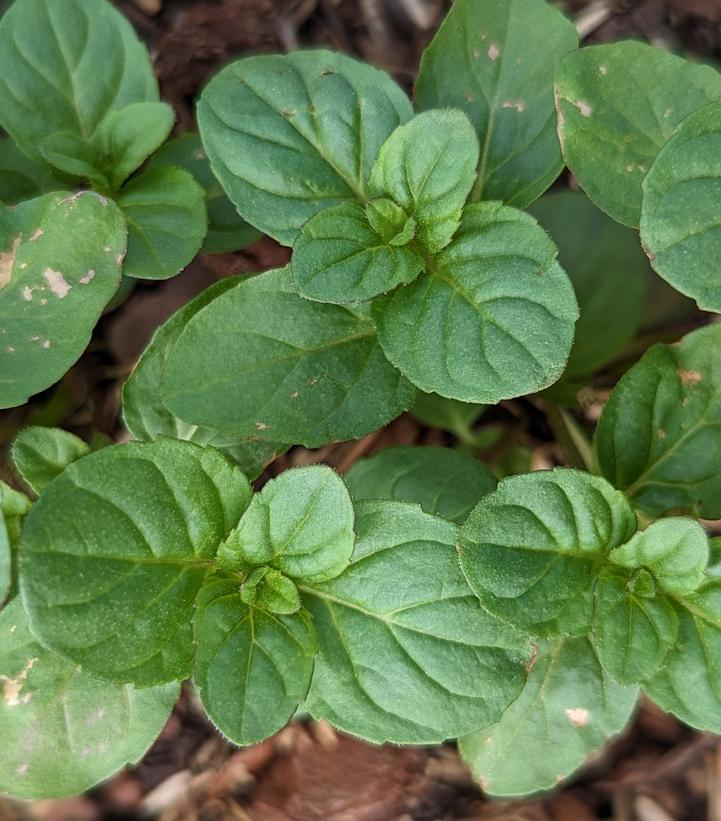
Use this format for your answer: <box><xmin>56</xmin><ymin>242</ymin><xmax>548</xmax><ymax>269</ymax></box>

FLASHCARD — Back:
<box><xmin>3</xmin><ymin>0</ymin><xmax>721</xmax><ymax>818</ymax></box>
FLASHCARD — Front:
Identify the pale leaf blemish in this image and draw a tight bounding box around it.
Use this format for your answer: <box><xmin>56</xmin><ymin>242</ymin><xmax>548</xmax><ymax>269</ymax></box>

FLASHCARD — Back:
<box><xmin>573</xmin><ymin>100</ymin><xmax>593</xmax><ymax>118</ymax></box>
<box><xmin>658</xmin><ymin>428</ymin><xmax>667</xmax><ymax>439</ymax></box>
<box><xmin>5</xmin><ymin>346</ymin><xmax>15</xmax><ymax>353</ymax></box>
<box><xmin>290</xmin><ymin>390</ymin><xmax>300</xmax><ymax>399</ymax></box>
<box><xmin>488</xmin><ymin>43</ymin><xmax>500</xmax><ymax>61</ymax></box>
<box><xmin>255</xmin><ymin>422</ymin><xmax>269</xmax><ymax>431</ymax></box>
<box><xmin>194</xmin><ymin>149</ymin><xmax>207</xmax><ymax>161</ymax></box>
<box><xmin>80</xmin><ymin>269</ymin><xmax>96</xmax><ymax>285</ymax></box>
<box><xmin>104</xmin><ymin>246</ymin><xmax>112</xmax><ymax>253</ymax></box>
<box><xmin>30</xmin><ymin>228</ymin><xmax>44</xmax><ymax>242</ymax></box>
<box><xmin>502</xmin><ymin>100</ymin><xmax>525</xmax><ymax>113</ymax></box>
<box><xmin>15</xmin><ymin>764</ymin><xmax>28</xmax><ymax>777</ymax></box>
<box><xmin>565</xmin><ymin>707</ymin><xmax>590</xmax><ymax>727</ymax></box>
<box><xmin>0</xmin><ymin>234</ymin><xmax>22</xmax><ymax>290</ymax></box>
<box><xmin>664</xmin><ymin>107</ymin><xmax>673</xmax><ymax>118</ymax></box>
<box><xmin>42</xmin><ymin>340</ymin><xmax>50</xmax><ymax>349</ymax></box>
<box><xmin>599</xmin><ymin>64</ymin><xmax>608</xmax><ymax>75</ymax></box>
<box><xmin>626</xmin><ymin>164</ymin><xmax>635</xmax><ymax>173</ymax></box>
<box><xmin>472</xmin><ymin>48</ymin><xmax>480</xmax><ymax>58</ymax></box>
<box><xmin>86</xmin><ymin>707</ymin><xmax>106</xmax><ymax>726</ymax></box>
<box><xmin>678</xmin><ymin>369</ymin><xmax>702</xmax><ymax>385</ymax></box>
<box><xmin>2</xmin><ymin>657</ymin><xmax>37</xmax><ymax>706</ymax></box>
<box><xmin>116</xmin><ymin>253</ymin><xmax>124</xmax><ymax>266</ymax></box>
<box><xmin>22</xmin><ymin>286</ymin><xmax>34</xmax><ymax>302</ymax></box>
<box><xmin>43</xmin><ymin>268</ymin><xmax>71</xmax><ymax>299</ymax></box>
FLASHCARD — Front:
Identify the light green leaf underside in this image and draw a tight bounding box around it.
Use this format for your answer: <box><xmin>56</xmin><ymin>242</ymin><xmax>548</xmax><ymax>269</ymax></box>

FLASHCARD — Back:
<box><xmin>595</xmin><ymin>323</ymin><xmax>721</xmax><ymax>519</ymax></box>
<box><xmin>641</xmin><ymin>100</ymin><xmax>721</xmax><ymax>313</ymax></box>
<box><xmin>0</xmin><ymin>191</ymin><xmax>126</xmax><ymax>410</ymax></box>
<box><xmin>193</xmin><ymin>580</ymin><xmax>315</xmax><ymax>745</ymax></box>
<box><xmin>122</xmin><ymin>276</ymin><xmax>286</xmax><ymax>480</ymax></box>
<box><xmin>0</xmin><ymin>138</ymin><xmax>61</xmax><ymax>205</ymax></box>
<box><xmin>528</xmin><ymin>190</ymin><xmax>647</xmax><ymax>378</ymax></box>
<box><xmin>291</xmin><ymin>202</ymin><xmax>423</xmax><ymax>304</ymax></box>
<box><xmin>592</xmin><ymin>568</ymin><xmax>678</xmax><ymax>684</ymax></box>
<box><xmin>458</xmin><ymin>468</ymin><xmax>637</xmax><ymax>631</ymax></box>
<box><xmin>161</xmin><ymin>266</ymin><xmax>416</xmax><ymax>448</ymax></box>
<box><xmin>148</xmin><ymin>133</ymin><xmax>261</xmax><ymax>255</ymax></box>
<box><xmin>197</xmin><ymin>50</ymin><xmax>412</xmax><ymax>245</ymax></box>
<box><xmin>415</xmin><ymin>0</ymin><xmax>578</xmax><ymax>208</ymax></box>
<box><xmin>0</xmin><ymin>598</ymin><xmax>178</xmax><ymax>800</ymax></box>
<box><xmin>345</xmin><ymin>445</ymin><xmax>496</xmax><ymax>524</ymax></box>
<box><xmin>117</xmin><ymin>166</ymin><xmax>207</xmax><ymax>280</ymax></box>
<box><xmin>19</xmin><ymin>439</ymin><xmax>252</xmax><ymax>686</ymax></box>
<box><xmin>0</xmin><ymin>0</ymin><xmax>158</xmax><ymax>162</ymax></box>
<box><xmin>369</xmin><ymin>109</ymin><xmax>479</xmax><ymax>253</ymax></box>
<box><xmin>644</xmin><ymin>580</ymin><xmax>721</xmax><ymax>732</ymax></box>
<box><xmin>12</xmin><ymin>426</ymin><xmax>90</xmax><ymax>494</ymax></box>
<box><xmin>460</xmin><ymin>636</ymin><xmax>638</xmax><ymax>797</ymax></box>
<box><xmin>303</xmin><ymin>500</ymin><xmax>530</xmax><ymax>744</ymax></box>
<box><xmin>373</xmin><ymin>202</ymin><xmax>578</xmax><ymax>403</ymax></box>
<box><xmin>555</xmin><ymin>41</ymin><xmax>721</xmax><ymax>227</ymax></box>
<box><xmin>219</xmin><ymin>465</ymin><xmax>354</xmax><ymax>584</ymax></box>
<box><xmin>0</xmin><ymin>512</ymin><xmax>9</xmax><ymax>603</ymax></box>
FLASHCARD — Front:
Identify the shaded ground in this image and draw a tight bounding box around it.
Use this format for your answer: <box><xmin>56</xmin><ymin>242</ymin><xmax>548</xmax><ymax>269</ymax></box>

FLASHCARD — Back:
<box><xmin>2</xmin><ymin>0</ymin><xmax>721</xmax><ymax>818</ymax></box>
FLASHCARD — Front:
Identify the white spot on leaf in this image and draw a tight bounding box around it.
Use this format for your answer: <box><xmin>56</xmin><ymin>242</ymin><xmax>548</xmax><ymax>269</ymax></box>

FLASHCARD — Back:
<box><xmin>22</xmin><ymin>286</ymin><xmax>34</xmax><ymax>301</ymax></box>
<box><xmin>488</xmin><ymin>43</ymin><xmax>500</xmax><ymax>61</ymax></box>
<box><xmin>502</xmin><ymin>100</ymin><xmax>525</xmax><ymax>112</ymax></box>
<box><xmin>599</xmin><ymin>64</ymin><xmax>608</xmax><ymax>75</ymax></box>
<box><xmin>565</xmin><ymin>707</ymin><xmax>589</xmax><ymax>727</ymax></box>
<box><xmin>80</xmin><ymin>269</ymin><xmax>96</xmax><ymax>285</ymax></box>
<box><xmin>0</xmin><ymin>234</ymin><xmax>22</xmax><ymax>290</ymax></box>
<box><xmin>30</xmin><ymin>228</ymin><xmax>44</xmax><ymax>242</ymax></box>
<box><xmin>574</xmin><ymin>100</ymin><xmax>593</xmax><ymax>117</ymax></box>
<box><xmin>43</xmin><ymin>268</ymin><xmax>71</xmax><ymax>299</ymax></box>
<box><xmin>1</xmin><ymin>657</ymin><xmax>37</xmax><ymax>706</ymax></box>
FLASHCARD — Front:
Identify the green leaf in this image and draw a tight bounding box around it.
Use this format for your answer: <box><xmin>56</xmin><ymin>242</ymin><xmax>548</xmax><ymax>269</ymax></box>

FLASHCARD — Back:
<box><xmin>96</xmin><ymin>102</ymin><xmax>175</xmax><ymax>191</ymax></box>
<box><xmin>411</xmin><ymin>392</ymin><xmax>486</xmax><ymax>441</ymax></box>
<box><xmin>20</xmin><ymin>439</ymin><xmax>252</xmax><ymax>686</ymax></box>
<box><xmin>0</xmin><ymin>481</ymin><xmax>31</xmax><ymax>549</ymax></box>
<box><xmin>369</xmin><ymin>110</ymin><xmax>479</xmax><ymax>253</ymax></box>
<box><xmin>0</xmin><ymin>138</ymin><xmax>60</xmax><ymax>204</ymax></box>
<box><xmin>240</xmin><ymin>566</ymin><xmax>300</xmax><ymax>615</ymax></box>
<box><xmin>459</xmin><ymin>636</ymin><xmax>638</xmax><ymax>797</ymax></box>
<box><xmin>197</xmin><ymin>50</ymin><xmax>412</xmax><ymax>245</ymax></box>
<box><xmin>458</xmin><ymin>469</ymin><xmax>637</xmax><ymax>632</ymax></box>
<box><xmin>122</xmin><ymin>277</ymin><xmax>287</xmax><ymax>480</ymax></box>
<box><xmin>0</xmin><ymin>191</ymin><xmax>126</xmax><ymax>409</ymax></box>
<box><xmin>596</xmin><ymin>323</ymin><xmax>721</xmax><ymax>519</ymax></box>
<box><xmin>528</xmin><ymin>190</ymin><xmax>647</xmax><ymax>378</ymax></box>
<box><xmin>416</xmin><ymin>0</ymin><xmax>577</xmax><ymax>208</ymax></box>
<box><xmin>640</xmin><ymin>100</ymin><xmax>721</xmax><ymax>312</ymax></box>
<box><xmin>161</xmin><ymin>267</ymin><xmax>416</xmax><ymax>448</ymax></box>
<box><xmin>148</xmin><ymin>133</ymin><xmax>261</xmax><ymax>255</ymax></box>
<box><xmin>609</xmin><ymin>518</ymin><xmax>709</xmax><ymax>596</ymax></box>
<box><xmin>291</xmin><ymin>202</ymin><xmax>424</xmax><ymax>304</ymax></box>
<box><xmin>592</xmin><ymin>567</ymin><xmax>678</xmax><ymax>684</ymax></box>
<box><xmin>303</xmin><ymin>500</ymin><xmax>530</xmax><ymax>744</ymax></box>
<box><xmin>555</xmin><ymin>42</ymin><xmax>721</xmax><ymax>227</ymax></box>
<box><xmin>193</xmin><ymin>579</ymin><xmax>315</xmax><ymax>745</ymax></box>
<box><xmin>372</xmin><ymin>202</ymin><xmax>578</xmax><ymax>403</ymax></box>
<box><xmin>0</xmin><ymin>0</ymin><xmax>158</xmax><ymax>162</ymax></box>
<box><xmin>218</xmin><ymin>465</ymin><xmax>354</xmax><ymax>585</ymax></box>
<box><xmin>40</xmin><ymin>131</ymin><xmax>107</xmax><ymax>187</ymax></box>
<box><xmin>345</xmin><ymin>445</ymin><xmax>496</xmax><ymax>523</ymax></box>
<box><xmin>0</xmin><ymin>513</ymin><xmax>9</xmax><ymax>604</ymax></box>
<box><xmin>643</xmin><ymin>579</ymin><xmax>721</xmax><ymax>732</ymax></box>
<box><xmin>12</xmin><ymin>426</ymin><xmax>90</xmax><ymax>494</ymax></box>
<box><xmin>365</xmin><ymin>198</ymin><xmax>416</xmax><ymax>246</ymax></box>
<box><xmin>117</xmin><ymin>166</ymin><xmax>207</xmax><ymax>280</ymax></box>
<box><xmin>0</xmin><ymin>598</ymin><xmax>178</xmax><ymax>800</ymax></box>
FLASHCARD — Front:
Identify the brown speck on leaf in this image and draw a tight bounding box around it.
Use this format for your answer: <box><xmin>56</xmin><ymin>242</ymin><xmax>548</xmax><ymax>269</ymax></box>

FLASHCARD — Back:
<box><xmin>565</xmin><ymin>708</ymin><xmax>590</xmax><ymax>727</ymax></box>
<box><xmin>282</xmin><ymin>109</ymin><xmax>296</xmax><ymax>117</ymax></box>
<box><xmin>0</xmin><ymin>234</ymin><xmax>22</xmax><ymax>290</ymax></box>
<box><xmin>321</xmin><ymin>68</ymin><xmax>335</xmax><ymax>76</ymax></box>
<box><xmin>678</xmin><ymin>369</ymin><xmax>702</xmax><ymax>385</ymax></box>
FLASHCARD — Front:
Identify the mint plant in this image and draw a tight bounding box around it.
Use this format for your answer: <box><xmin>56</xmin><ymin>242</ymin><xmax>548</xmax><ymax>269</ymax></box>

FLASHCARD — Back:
<box><xmin>2</xmin><ymin>0</ymin><xmax>721</xmax><ymax>806</ymax></box>
<box><xmin>0</xmin><ymin>0</ymin><xmax>257</xmax><ymax>409</ymax></box>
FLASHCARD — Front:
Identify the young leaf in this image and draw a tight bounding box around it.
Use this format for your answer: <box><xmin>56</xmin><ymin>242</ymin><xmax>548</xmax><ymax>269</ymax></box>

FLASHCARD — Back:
<box><xmin>197</xmin><ymin>50</ymin><xmax>412</xmax><ymax>245</ymax></box>
<box><xmin>411</xmin><ymin>392</ymin><xmax>486</xmax><ymax>441</ymax></box>
<box><xmin>415</xmin><ymin>0</ymin><xmax>578</xmax><ymax>207</ymax></box>
<box><xmin>345</xmin><ymin>445</ymin><xmax>496</xmax><ymax>524</ymax></box>
<box><xmin>193</xmin><ymin>580</ymin><xmax>316</xmax><ymax>745</ymax></box>
<box><xmin>592</xmin><ymin>567</ymin><xmax>678</xmax><ymax>684</ymax></box>
<box><xmin>554</xmin><ymin>42</ymin><xmax>721</xmax><ymax>227</ymax></box>
<box><xmin>643</xmin><ymin>579</ymin><xmax>721</xmax><ymax>733</ymax></box>
<box><xmin>240</xmin><ymin>566</ymin><xmax>300</xmax><ymax>615</ymax></box>
<box><xmin>20</xmin><ymin>439</ymin><xmax>252</xmax><ymax>686</ymax></box>
<box><xmin>0</xmin><ymin>191</ymin><xmax>126</xmax><ymax>409</ymax></box>
<box><xmin>609</xmin><ymin>518</ymin><xmax>709</xmax><ymax>596</ymax></box>
<box><xmin>458</xmin><ymin>469</ymin><xmax>637</xmax><ymax>631</ymax></box>
<box><xmin>292</xmin><ymin>202</ymin><xmax>423</xmax><ymax>304</ymax></box>
<box><xmin>640</xmin><ymin>100</ymin><xmax>721</xmax><ymax>312</ymax></box>
<box><xmin>368</xmin><ymin>110</ymin><xmax>479</xmax><ymax>253</ymax></box>
<box><xmin>39</xmin><ymin>132</ymin><xmax>107</xmax><ymax>188</ymax></box>
<box><xmin>303</xmin><ymin>500</ymin><xmax>531</xmax><ymax>744</ymax></box>
<box><xmin>218</xmin><ymin>465</ymin><xmax>354</xmax><ymax>585</ymax></box>
<box><xmin>95</xmin><ymin>102</ymin><xmax>175</xmax><ymax>191</ymax></box>
<box><xmin>0</xmin><ymin>138</ymin><xmax>59</xmax><ymax>205</ymax></box>
<box><xmin>122</xmin><ymin>277</ymin><xmax>287</xmax><ymax>480</ymax></box>
<box><xmin>372</xmin><ymin>202</ymin><xmax>578</xmax><ymax>403</ymax></box>
<box><xmin>161</xmin><ymin>267</ymin><xmax>416</xmax><ymax>448</ymax></box>
<box><xmin>148</xmin><ymin>133</ymin><xmax>261</xmax><ymax>255</ymax></box>
<box><xmin>596</xmin><ymin>323</ymin><xmax>721</xmax><ymax>519</ymax></box>
<box><xmin>117</xmin><ymin>166</ymin><xmax>207</xmax><ymax>280</ymax></box>
<box><xmin>0</xmin><ymin>598</ymin><xmax>179</xmax><ymax>800</ymax></box>
<box><xmin>0</xmin><ymin>0</ymin><xmax>158</xmax><ymax>162</ymax></box>
<box><xmin>459</xmin><ymin>636</ymin><xmax>638</xmax><ymax>796</ymax></box>
<box><xmin>12</xmin><ymin>426</ymin><xmax>90</xmax><ymax>494</ymax></box>
<box><xmin>528</xmin><ymin>190</ymin><xmax>647</xmax><ymax>378</ymax></box>
<box><xmin>0</xmin><ymin>481</ymin><xmax>31</xmax><ymax>549</ymax></box>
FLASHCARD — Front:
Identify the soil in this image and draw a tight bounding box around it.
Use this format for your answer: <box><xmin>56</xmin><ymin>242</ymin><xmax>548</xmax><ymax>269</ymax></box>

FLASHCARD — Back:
<box><xmin>2</xmin><ymin>0</ymin><xmax>721</xmax><ymax>818</ymax></box>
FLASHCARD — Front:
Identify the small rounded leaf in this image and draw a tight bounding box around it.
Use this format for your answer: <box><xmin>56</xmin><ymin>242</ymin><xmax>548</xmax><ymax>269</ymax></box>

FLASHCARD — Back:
<box><xmin>12</xmin><ymin>427</ymin><xmax>90</xmax><ymax>494</ymax></box>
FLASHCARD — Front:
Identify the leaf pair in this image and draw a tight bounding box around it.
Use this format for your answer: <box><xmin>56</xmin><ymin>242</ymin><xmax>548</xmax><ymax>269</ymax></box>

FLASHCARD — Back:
<box><xmin>555</xmin><ymin>41</ymin><xmax>721</xmax><ymax>312</ymax></box>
